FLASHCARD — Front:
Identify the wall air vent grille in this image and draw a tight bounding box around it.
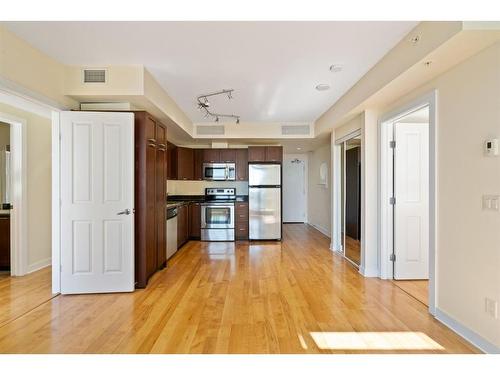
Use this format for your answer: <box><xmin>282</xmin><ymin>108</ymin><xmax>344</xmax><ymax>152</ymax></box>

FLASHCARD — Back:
<box><xmin>83</xmin><ymin>69</ymin><xmax>106</xmax><ymax>83</ymax></box>
<box><xmin>196</xmin><ymin>125</ymin><xmax>225</xmax><ymax>136</ymax></box>
<box><xmin>281</xmin><ymin>124</ymin><xmax>310</xmax><ymax>136</ymax></box>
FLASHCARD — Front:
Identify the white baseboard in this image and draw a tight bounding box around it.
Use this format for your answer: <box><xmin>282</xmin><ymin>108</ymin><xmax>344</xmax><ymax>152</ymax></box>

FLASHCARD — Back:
<box><xmin>27</xmin><ymin>257</ymin><xmax>51</xmax><ymax>274</ymax></box>
<box><xmin>359</xmin><ymin>266</ymin><xmax>379</xmax><ymax>278</ymax></box>
<box><xmin>435</xmin><ymin>308</ymin><xmax>500</xmax><ymax>354</ymax></box>
<box><xmin>308</xmin><ymin>223</ymin><xmax>331</xmax><ymax>238</ymax></box>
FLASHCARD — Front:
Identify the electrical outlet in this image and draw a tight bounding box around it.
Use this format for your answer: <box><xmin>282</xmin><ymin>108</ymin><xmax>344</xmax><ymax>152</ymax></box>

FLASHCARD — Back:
<box><xmin>485</xmin><ymin>298</ymin><xmax>498</xmax><ymax>319</ymax></box>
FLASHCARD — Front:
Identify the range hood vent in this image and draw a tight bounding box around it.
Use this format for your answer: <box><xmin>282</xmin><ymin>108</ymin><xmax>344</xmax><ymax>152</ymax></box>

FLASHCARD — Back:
<box><xmin>196</xmin><ymin>125</ymin><xmax>225</xmax><ymax>136</ymax></box>
<box><xmin>83</xmin><ymin>69</ymin><xmax>106</xmax><ymax>83</ymax></box>
<box><xmin>281</xmin><ymin>124</ymin><xmax>310</xmax><ymax>136</ymax></box>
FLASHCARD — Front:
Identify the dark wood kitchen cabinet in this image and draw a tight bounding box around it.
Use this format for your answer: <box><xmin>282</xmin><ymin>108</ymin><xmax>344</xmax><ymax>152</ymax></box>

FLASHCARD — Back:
<box><xmin>0</xmin><ymin>215</ymin><xmax>10</xmax><ymax>270</ymax></box>
<box><xmin>219</xmin><ymin>149</ymin><xmax>236</xmax><ymax>163</ymax></box>
<box><xmin>203</xmin><ymin>149</ymin><xmax>220</xmax><ymax>163</ymax></box>
<box><xmin>166</xmin><ymin>142</ymin><xmax>177</xmax><ymax>180</ymax></box>
<box><xmin>193</xmin><ymin>149</ymin><xmax>204</xmax><ymax>180</ymax></box>
<box><xmin>235</xmin><ymin>202</ymin><xmax>249</xmax><ymax>240</ymax></box>
<box><xmin>134</xmin><ymin>112</ymin><xmax>168</xmax><ymax>288</ymax></box>
<box><xmin>177</xmin><ymin>203</ymin><xmax>189</xmax><ymax>248</ymax></box>
<box><xmin>175</xmin><ymin>147</ymin><xmax>194</xmax><ymax>180</ymax></box>
<box><xmin>189</xmin><ymin>202</ymin><xmax>201</xmax><ymax>239</ymax></box>
<box><xmin>266</xmin><ymin>146</ymin><xmax>283</xmax><ymax>163</ymax></box>
<box><xmin>248</xmin><ymin>146</ymin><xmax>283</xmax><ymax>163</ymax></box>
<box><xmin>248</xmin><ymin>146</ymin><xmax>267</xmax><ymax>162</ymax></box>
<box><xmin>235</xmin><ymin>148</ymin><xmax>248</xmax><ymax>181</ymax></box>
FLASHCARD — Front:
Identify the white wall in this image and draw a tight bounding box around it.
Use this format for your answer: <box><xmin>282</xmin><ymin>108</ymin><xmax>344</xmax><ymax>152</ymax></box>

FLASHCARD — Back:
<box><xmin>0</xmin><ymin>102</ymin><xmax>52</xmax><ymax>272</ymax></box>
<box><xmin>379</xmin><ymin>42</ymin><xmax>500</xmax><ymax>350</ymax></box>
<box><xmin>307</xmin><ymin>143</ymin><xmax>331</xmax><ymax>237</ymax></box>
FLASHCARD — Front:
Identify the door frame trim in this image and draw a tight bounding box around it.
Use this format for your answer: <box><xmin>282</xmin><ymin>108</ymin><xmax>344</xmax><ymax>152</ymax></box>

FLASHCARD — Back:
<box><xmin>332</xmin><ymin>129</ymin><xmax>362</xmax><ymax>267</ymax></box>
<box><xmin>378</xmin><ymin>90</ymin><xmax>437</xmax><ymax>315</ymax></box>
<box><xmin>0</xmin><ymin>111</ymin><xmax>28</xmax><ymax>276</ymax></box>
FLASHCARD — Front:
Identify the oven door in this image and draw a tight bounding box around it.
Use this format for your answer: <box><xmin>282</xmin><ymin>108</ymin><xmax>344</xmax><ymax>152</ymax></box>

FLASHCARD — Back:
<box><xmin>203</xmin><ymin>163</ymin><xmax>228</xmax><ymax>181</ymax></box>
<box><xmin>201</xmin><ymin>203</ymin><xmax>235</xmax><ymax>229</ymax></box>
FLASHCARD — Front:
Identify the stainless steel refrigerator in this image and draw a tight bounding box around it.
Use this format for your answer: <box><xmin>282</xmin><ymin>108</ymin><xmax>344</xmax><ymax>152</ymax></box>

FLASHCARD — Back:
<box><xmin>249</xmin><ymin>164</ymin><xmax>281</xmax><ymax>240</ymax></box>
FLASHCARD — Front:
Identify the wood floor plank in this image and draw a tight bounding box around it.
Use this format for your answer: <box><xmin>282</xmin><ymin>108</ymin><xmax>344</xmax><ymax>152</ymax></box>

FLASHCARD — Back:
<box><xmin>0</xmin><ymin>224</ymin><xmax>479</xmax><ymax>353</ymax></box>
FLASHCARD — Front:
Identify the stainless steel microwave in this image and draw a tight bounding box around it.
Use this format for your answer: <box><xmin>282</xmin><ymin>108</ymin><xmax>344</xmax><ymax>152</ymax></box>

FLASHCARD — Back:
<box><xmin>202</xmin><ymin>163</ymin><xmax>236</xmax><ymax>181</ymax></box>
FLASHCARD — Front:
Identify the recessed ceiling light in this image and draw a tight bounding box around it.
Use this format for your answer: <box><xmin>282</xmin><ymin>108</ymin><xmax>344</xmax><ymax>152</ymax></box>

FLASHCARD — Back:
<box><xmin>297</xmin><ymin>147</ymin><xmax>302</xmax><ymax>151</ymax></box>
<box><xmin>315</xmin><ymin>84</ymin><xmax>330</xmax><ymax>91</ymax></box>
<box><xmin>424</xmin><ymin>60</ymin><xmax>433</xmax><ymax>68</ymax></box>
<box><xmin>329</xmin><ymin>64</ymin><xmax>343</xmax><ymax>73</ymax></box>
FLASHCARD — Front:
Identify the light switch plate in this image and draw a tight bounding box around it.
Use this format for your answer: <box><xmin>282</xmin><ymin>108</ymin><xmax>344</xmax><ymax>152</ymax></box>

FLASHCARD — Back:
<box><xmin>482</xmin><ymin>195</ymin><xmax>500</xmax><ymax>211</ymax></box>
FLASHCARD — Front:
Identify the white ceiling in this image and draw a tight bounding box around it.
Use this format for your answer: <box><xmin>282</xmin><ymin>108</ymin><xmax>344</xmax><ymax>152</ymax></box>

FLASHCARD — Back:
<box><xmin>3</xmin><ymin>21</ymin><xmax>417</xmax><ymax>124</ymax></box>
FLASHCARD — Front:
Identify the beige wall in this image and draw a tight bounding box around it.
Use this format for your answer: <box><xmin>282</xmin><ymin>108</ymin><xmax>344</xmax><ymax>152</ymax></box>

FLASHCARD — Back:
<box><xmin>167</xmin><ymin>180</ymin><xmax>249</xmax><ymax>196</ymax></box>
<box><xmin>307</xmin><ymin>143</ymin><xmax>331</xmax><ymax>237</ymax></box>
<box><xmin>0</xmin><ymin>26</ymin><xmax>77</xmax><ymax>109</ymax></box>
<box><xmin>379</xmin><ymin>42</ymin><xmax>500</xmax><ymax>348</ymax></box>
<box><xmin>0</xmin><ymin>103</ymin><xmax>52</xmax><ymax>271</ymax></box>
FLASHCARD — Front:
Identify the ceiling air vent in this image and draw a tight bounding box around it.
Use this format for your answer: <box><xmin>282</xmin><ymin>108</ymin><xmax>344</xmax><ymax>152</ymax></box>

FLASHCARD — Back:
<box><xmin>281</xmin><ymin>124</ymin><xmax>310</xmax><ymax>136</ymax></box>
<box><xmin>83</xmin><ymin>69</ymin><xmax>106</xmax><ymax>83</ymax></box>
<box><xmin>196</xmin><ymin>125</ymin><xmax>225</xmax><ymax>136</ymax></box>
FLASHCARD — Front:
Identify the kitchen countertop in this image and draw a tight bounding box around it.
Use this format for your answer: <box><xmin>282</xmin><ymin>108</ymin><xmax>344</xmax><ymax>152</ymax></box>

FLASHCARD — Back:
<box><xmin>166</xmin><ymin>195</ymin><xmax>248</xmax><ymax>208</ymax></box>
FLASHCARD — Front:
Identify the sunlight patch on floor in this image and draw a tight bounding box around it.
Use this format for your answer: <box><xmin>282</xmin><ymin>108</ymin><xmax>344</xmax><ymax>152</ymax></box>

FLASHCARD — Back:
<box><xmin>310</xmin><ymin>331</ymin><xmax>445</xmax><ymax>351</ymax></box>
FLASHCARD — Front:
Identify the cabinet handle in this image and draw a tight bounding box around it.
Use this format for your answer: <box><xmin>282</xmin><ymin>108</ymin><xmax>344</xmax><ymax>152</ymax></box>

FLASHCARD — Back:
<box><xmin>148</xmin><ymin>143</ymin><xmax>156</xmax><ymax>148</ymax></box>
<box><xmin>158</xmin><ymin>143</ymin><xmax>166</xmax><ymax>148</ymax></box>
<box><xmin>147</xmin><ymin>138</ymin><xmax>156</xmax><ymax>143</ymax></box>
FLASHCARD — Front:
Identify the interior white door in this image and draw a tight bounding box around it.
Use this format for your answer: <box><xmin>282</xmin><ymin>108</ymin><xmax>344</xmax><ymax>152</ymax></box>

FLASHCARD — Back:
<box><xmin>60</xmin><ymin>111</ymin><xmax>134</xmax><ymax>294</ymax></box>
<box><xmin>394</xmin><ymin>122</ymin><xmax>429</xmax><ymax>280</ymax></box>
<box><xmin>282</xmin><ymin>156</ymin><xmax>306</xmax><ymax>222</ymax></box>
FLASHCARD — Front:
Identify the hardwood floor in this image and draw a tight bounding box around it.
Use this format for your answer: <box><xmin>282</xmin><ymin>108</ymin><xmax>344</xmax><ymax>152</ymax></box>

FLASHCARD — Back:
<box><xmin>344</xmin><ymin>235</ymin><xmax>361</xmax><ymax>266</ymax></box>
<box><xmin>0</xmin><ymin>225</ymin><xmax>478</xmax><ymax>353</ymax></box>
<box><xmin>392</xmin><ymin>280</ymin><xmax>429</xmax><ymax>307</ymax></box>
<box><xmin>0</xmin><ymin>267</ymin><xmax>54</xmax><ymax>328</ymax></box>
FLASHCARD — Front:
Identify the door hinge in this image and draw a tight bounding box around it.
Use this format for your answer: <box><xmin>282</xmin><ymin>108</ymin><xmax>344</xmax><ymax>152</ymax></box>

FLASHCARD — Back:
<box><xmin>390</xmin><ymin>253</ymin><xmax>396</xmax><ymax>262</ymax></box>
<box><xmin>389</xmin><ymin>140</ymin><xmax>396</xmax><ymax>148</ymax></box>
<box><xmin>389</xmin><ymin>197</ymin><xmax>396</xmax><ymax>205</ymax></box>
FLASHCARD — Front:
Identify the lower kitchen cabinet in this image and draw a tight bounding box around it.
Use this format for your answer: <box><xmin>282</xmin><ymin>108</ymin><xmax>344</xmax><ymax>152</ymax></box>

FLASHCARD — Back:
<box><xmin>189</xmin><ymin>203</ymin><xmax>201</xmax><ymax>239</ymax></box>
<box><xmin>177</xmin><ymin>204</ymin><xmax>189</xmax><ymax>248</ymax></box>
<box><xmin>235</xmin><ymin>202</ymin><xmax>249</xmax><ymax>240</ymax></box>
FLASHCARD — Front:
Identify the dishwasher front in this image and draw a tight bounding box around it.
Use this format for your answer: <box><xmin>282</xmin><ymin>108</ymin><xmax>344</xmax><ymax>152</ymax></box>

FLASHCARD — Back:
<box><xmin>166</xmin><ymin>207</ymin><xmax>178</xmax><ymax>260</ymax></box>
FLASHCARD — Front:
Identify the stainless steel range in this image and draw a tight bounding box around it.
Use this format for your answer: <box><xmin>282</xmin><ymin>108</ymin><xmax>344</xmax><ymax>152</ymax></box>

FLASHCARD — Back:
<box><xmin>201</xmin><ymin>188</ymin><xmax>236</xmax><ymax>241</ymax></box>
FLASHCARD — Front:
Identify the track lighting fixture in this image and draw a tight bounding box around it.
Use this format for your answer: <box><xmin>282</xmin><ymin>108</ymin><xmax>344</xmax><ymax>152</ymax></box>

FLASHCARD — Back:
<box><xmin>196</xmin><ymin>89</ymin><xmax>240</xmax><ymax>123</ymax></box>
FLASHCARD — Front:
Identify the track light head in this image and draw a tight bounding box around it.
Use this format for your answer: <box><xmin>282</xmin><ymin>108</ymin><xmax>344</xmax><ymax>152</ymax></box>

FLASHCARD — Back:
<box><xmin>215</xmin><ymin>116</ymin><xmax>219</xmax><ymax>122</ymax></box>
<box><xmin>236</xmin><ymin>118</ymin><xmax>240</xmax><ymax>124</ymax></box>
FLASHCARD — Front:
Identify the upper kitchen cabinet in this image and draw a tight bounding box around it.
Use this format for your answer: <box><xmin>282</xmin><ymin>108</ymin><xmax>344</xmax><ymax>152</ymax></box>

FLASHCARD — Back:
<box><xmin>193</xmin><ymin>149</ymin><xmax>204</xmax><ymax>180</ymax></box>
<box><xmin>219</xmin><ymin>149</ymin><xmax>236</xmax><ymax>163</ymax></box>
<box><xmin>203</xmin><ymin>149</ymin><xmax>220</xmax><ymax>163</ymax></box>
<box><xmin>266</xmin><ymin>146</ymin><xmax>283</xmax><ymax>163</ymax></box>
<box><xmin>166</xmin><ymin>142</ymin><xmax>177</xmax><ymax>180</ymax></box>
<box><xmin>175</xmin><ymin>147</ymin><xmax>194</xmax><ymax>180</ymax></box>
<box><xmin>235</xmin><ymin>148</ymin><xmax>248</xmax><ymax>181</ymax></box>
<box><xmin>248</xmin><ymin>146</ymin><xmax>283</xmax><ymax>163</ymax></box>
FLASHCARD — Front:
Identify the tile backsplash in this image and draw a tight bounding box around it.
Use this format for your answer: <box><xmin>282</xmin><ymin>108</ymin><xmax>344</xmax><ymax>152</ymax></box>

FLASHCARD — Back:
<box><xmin>167</xmin><ymin>180</ymin><xmax>249</xmax><ymax>196</ymax></box>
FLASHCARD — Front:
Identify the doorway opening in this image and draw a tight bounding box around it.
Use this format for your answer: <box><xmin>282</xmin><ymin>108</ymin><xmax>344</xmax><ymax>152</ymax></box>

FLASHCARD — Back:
<box><xmin>333</xmin><ymin>130</ymin><xmax>362</xmax><ymax>268</ymax></box>
<box><xmin>379</xmin><ymin>91</ymin><xmax>436</xmax><ymax>314</ymax></box>
<box><xmin>0</xmin><ymin>121</ymin><xmax>11</xmax><ymax>273</ymax></box>
<box><xmin>283</xmin><ymin>154</ymin><xmax>307</xmax><ymax>223</ymax></box>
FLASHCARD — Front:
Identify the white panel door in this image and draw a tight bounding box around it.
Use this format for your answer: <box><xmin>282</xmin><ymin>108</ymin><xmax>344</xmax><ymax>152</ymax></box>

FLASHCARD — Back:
<box><xmin>60</xmin><ymin>111</ymin><xmax>134</xmax><ymax>294</ymax></box>
<box><xmin>394</xmin><ymin>122</ymin><xmax>429</xmax><ymax>280</ymax></box>
<box><xmin>282</xmin><ymin>156</ymin><xmax>306</xmax><ymax>222</ymax></box>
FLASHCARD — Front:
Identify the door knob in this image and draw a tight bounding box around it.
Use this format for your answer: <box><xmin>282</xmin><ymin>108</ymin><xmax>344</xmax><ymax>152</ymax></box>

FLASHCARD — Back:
<box><xmin>117</xmin><ymin>209</ymin><xmax>131</xmax><ymax>215</ymax></box>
